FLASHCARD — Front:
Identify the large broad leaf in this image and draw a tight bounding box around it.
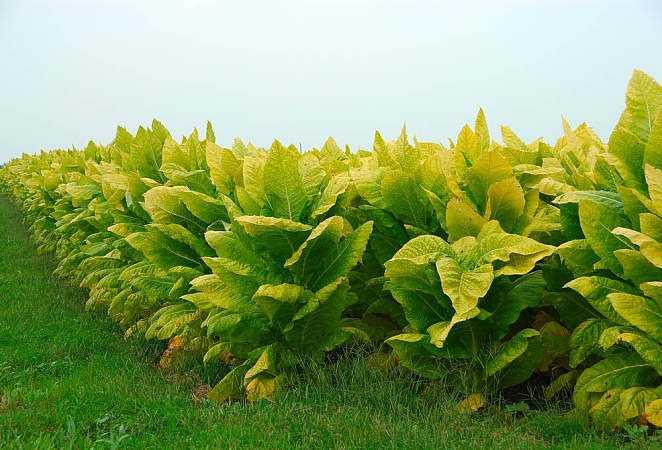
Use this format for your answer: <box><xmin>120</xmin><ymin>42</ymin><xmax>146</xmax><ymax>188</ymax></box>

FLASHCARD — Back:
<box><xmin>569</xmin><ymin>319</ymin><xmax>612</xmax><ymax>368</ymax></box>
<box><xmin>162</xmin><ymin>136</ymin><xmax>193</xmax><ymax>170</ymax></box>
<box><xmin>208</xmin><ymin>362</ymin><xmax>251</xmax><ymax>402</ymax></box>
<box><xmin>646</xmin><ymin>164</ymin><xmax>662</xmax><ymax>215</ymax></box>
<box><xmin>244</xmin><ymin>345</ymin><xmax>278</xmax><ymax>381</ymax></box>
<box><xmin>187</xmin><ymin>271</ymin><xmax>258</xmax><ymax>313</ymax></box>
<box><xmin>351</xmin><ymin>159</ymin><xmax>386</xmax><ymax>208</ymax></box>
<box><xmin>204</xmin><ymin>230</ymin><xmax>283</xmax><ymax>284</ymax></box>
<box><xmin>390</xmin><ymin>221</ymin><xmax>553</xmax><ymax>344</ymax></box>
<box><xmin>554</xmin><ymin>190</ymin><xmax>623</xmax><ymax>210</ymax></box>
<box><xmin>160</xmin><ymin>165</ymin><xmax>215</xmax><ymax>196</ymax></box>
<box><xmin>619</xmin><ymin>387</ymin><xmax>661</xmax><ymax>423</ymax></box>
<box><xmin>284</xmin><ymin>278</ymin><xmax>355</xmax><ymax>357</ymax></box>
<box><xmin>573</xmin><ymin>353</ymin><xmax>660</xmax><ymax>411</ymax></box>
<box><xmin>646</xmin><ymin>112</ymin><xmax>662</xmax><ymax>169</ymax></box>
<box><xmin>193</xmin><ymin>227</ymin><xmax>286</xmax><ymax>313</ymax></box>
<box><xmin>453</xmin><ymin>120</ymin><xmax>486</xmax><ymax>170</ymax></box>
<box><xmin>640</xmin><ymin>213</ymin><xmax>662</xmax><ymax>242</ymax></box>
<box><xmin>608</xmin><ymin>293</ymin><xmax>662</xmax><ymax>341</ymax></box>
<box><xmin>284</xmin><ymin>217</ymin><xmax>348</xmax><ymax>268</ymax></box>
<box><xmin>607</xmin><ymin>70</ymin><xmax>662</xmax><ymax>189</ymax></box>
<box><xmin>120</xmin><ymin>125</ymin><xmax>164</xmax><ymax>181</ymax></box>
<box><xmin>299</xmin><ymin>152</ymin><xmax>325</xmax><ymax>198</ymax></box>
<box><xmin>419</xmin><ymin>151</ymin><xmax>452</xmax><ymax>204</ymax></box>
<box><xmin>306</xmin><ymin>221</ymin><xmax>373</xmax><ymax>291</ymax></box>
<box><xmin>426</xmin><ymin>310</ymin><xmax>485</xmax><ymax>350</ymax></box>
<box><xmin>469</xmin><ymin>221</ymin><xmax>555</xmax><ymax>276</ymax></box>
<box><xmin>245</xmin><ymin>375</ymin><xmax>281</xmax><ymax>402</ymax></box>
<box><xmin>645</xmin><ymin>398</ymin><xmax>662</xmax><ymax>427</ymax></box>
<box><xmin>641</xmin><ymin>281</ymin><xmax>662</xmax><ymax>308</ymax></box>
<box><xmin>385</xmin><ymin>333</ymin><xmax>443</xmax><ymax>379</ymax></box>
<box><xmin>143</xmin><ymin>186</ymin><xmax>226</xmax><ymax>232</ymax></box>
<box><xmin>380</xmin><ymin>169</ymin><xmax>433</xmax><ymax>230</ymax></box>
<box><xmin>143</xmin><ymin>187</ymin><xmax>197</xmax><ymax>228</ymax></box>
<box><xmin>546</xmin><ymin>287</ymin><xmax>603</xmax><ymax>330</ymax></box>
<box><xmin>501</xmin><ymin>126</ymin><xmax>539</xmax><ymax>165</ymax></box>
<box><xmin>178</xmin><ymin>189</ymin><xmax>229</xmax><ymax>224</ymax></box>
<box><xmin>146</xmin><ymin>223</ymin><xmax>212</xmax><ymax>257</ymax></box>
<box><xmin>556</xmin><ymin>239</ymin><xmax>600</xmax><ymax>276</ymax></box>
<box><xmin>426</xmin><ymin>318</ymin><xmax>488</xmax><ymax>359</ymax></box>
<box><xmin>242</xmin><ymin>151</ymin><xmax>268</xmax><ymax>208</ymax></box>
<box><xmin>485</xmin><ymin>328</ymin><xmax>543</xmax><ymax>389</ymax></box>
<box><xmin>252</xmin><ymin>283</ymin><xmax>310</xmax><ymax>327</ymax></box>
<box><xmin>603</xmin><ymin>332</ymin><xmax>662</xmax><ymax>375</ymax></box>
<box><xmin>126</xmin><ymin>229</ymin><xmax>203</xmax><ymax>270</ymax></box>
<box><xmin>618</xmin><ymin>186</ymin><xmax>650</xmax><ymax>227</ymax></box>
<box><xmin>612</xmin><ymin>227</ymin><xmax>662</xmax><ymax>269</ymax></box>
<box><xmin>384</xmin><ymin>235</ymin><xmax>453</xmax><ymax>331</ymax></box>
<box><xmin>423</xmin><ymin>188</ymin><xmax>447</xmax><ymax>230</ymax></box>
<box><xmin>445</xmin><ymin>198</ymin><xmax>487</xmax><ymax>242</ymax></box>
<box><xmin>481</xmin><ymin>272</ymin><xmax>547</xmax><ymax>340</ymax></box>
<box><xmin>591</xmin><ymin>386</ymin><xmax>662</xmax><ymax>429</ymax></box>
<box><xmin>484</xmin><ymin>177</ymin><xmax>525</xmax><ymax>232</ymax></box>
<box><xmin>577</xmin><ymin>199</ymin><xmax>632</xmax><ymax>275</ymax></box>
<box><xmin>466</xmin><ymin>150</ymin><xmax>513</xmax><ymax>211</ymax></box>
<box><xmin>587</xmin><ymin>388</ymin><xmax>627</xmax><ymax>428</ymax></box>
<box><xmin>514</xmin><ymin>189</ymin><xmax>561</xmax><ymax>238</ymax></box>
<box><xmin>359</xmin><ymin>205</ymin><xmax>409</xmax><ymax>265</ymax></box>
<box><xmin>311</xmin><ymin>174</ymin><xmax>350</xmax><ymax>219</ymax></box>
<box><xmin>614</xmin><ymin>249</ymin><xmax>662</xmax><ymax>285</ymax></box>
<box><xmin>285</xmin><ymin>217</ymin><xmax>373</xmax><ymax>291</ymax></box>
<box><xmin>475</xmin><ymin>109</ymin><xmax>491</xmax><ymax>153</ymax></box>
<box><xmin>145</xmin><ymin>297</ymin><xmax>196</xmax><ymax>333</ymax></box>
<box><xmin>372</xmin><ymin>126</ymin><xmax>421</xmax><ymax>173</ymax></box>
<box><xmin>263</xmin><ymin>143</ymin><xmax>308</xmax><ymax>221</ymax></box>
<box><xmin>435</xmin><ymin>257</ymin><xmax>491</xmax><ymax>324</ymax></box>
<box><xmin>386</xmin><ymin>285</ymin><xmax>451</xmax><ymax>334</ymax></box>
<box><xmin>386</xmin><ymin>233</ymin><xmax>451</xmax><ymax>267</ymax></box>
<box><xmin>234</xmin><ymin>215</ymin><xmax>312</xmax><ymax>265</ymax></box>
<box><xmin>64</xmin><ymin>183</ymin><xmax>100</xmax><ymax>208</ymax></box>
<box><xmin>564</xmin><ymin>276</ymin><xmax>637</xmax><ymax>324</ymax></box>
<box><xmin>206</xmin><ymin>141</ymin><xmax>242</xmax><ymax>195</ymax></box>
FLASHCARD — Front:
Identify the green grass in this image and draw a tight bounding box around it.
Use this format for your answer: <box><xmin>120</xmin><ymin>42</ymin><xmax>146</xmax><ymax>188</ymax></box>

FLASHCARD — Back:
<box><xmin>0</xmin><ymin>194</ymin><xmax>656</xmax><ymax>449</ymax></box>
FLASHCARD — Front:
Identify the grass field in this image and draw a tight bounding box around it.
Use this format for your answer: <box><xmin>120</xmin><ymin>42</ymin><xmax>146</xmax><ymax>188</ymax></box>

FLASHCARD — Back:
<box><xmin>0</xmin><ymin>194</ymin><xmax>656</xmax><ymax>449</ymax></box>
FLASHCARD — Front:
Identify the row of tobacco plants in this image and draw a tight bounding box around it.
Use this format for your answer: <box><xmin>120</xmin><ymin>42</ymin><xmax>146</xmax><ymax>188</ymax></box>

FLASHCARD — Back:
<box><xmin>1</xmin><ymin>70</ymin><xmax>661</xmax><ymax>430</ymax></box>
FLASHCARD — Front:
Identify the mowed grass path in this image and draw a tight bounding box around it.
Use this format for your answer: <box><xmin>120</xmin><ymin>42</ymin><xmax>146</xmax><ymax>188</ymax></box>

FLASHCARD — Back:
<box><xmin>0</xmin><ymin>194</ymin><xmax>652</xmax><ymax>449</ymax></box>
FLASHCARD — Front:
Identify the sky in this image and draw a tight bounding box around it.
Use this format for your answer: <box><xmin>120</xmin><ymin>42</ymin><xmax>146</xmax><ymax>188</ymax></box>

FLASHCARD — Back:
<box><xmin>1</xmin><ymin>0</ymin><xmax>661</xmax><ymax>162</ymax></box>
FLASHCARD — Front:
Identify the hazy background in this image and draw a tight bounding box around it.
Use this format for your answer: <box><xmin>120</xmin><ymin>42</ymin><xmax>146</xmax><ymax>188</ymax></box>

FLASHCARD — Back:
<box><xmin>1</xmin><ymin>0</ymin><xmax>661</xmax><ymax>162</ymax></box>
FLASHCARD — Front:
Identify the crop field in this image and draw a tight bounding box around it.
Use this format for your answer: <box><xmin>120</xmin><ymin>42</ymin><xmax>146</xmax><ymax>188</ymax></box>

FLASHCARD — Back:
<box><xmin>0</xmin><ymin>70</ymin><xmax>661</xmax><ymax>448</ymax></box>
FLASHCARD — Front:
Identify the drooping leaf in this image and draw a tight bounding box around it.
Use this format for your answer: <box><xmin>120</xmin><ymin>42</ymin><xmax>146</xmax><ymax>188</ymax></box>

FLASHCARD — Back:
<box><xmin>234</xmin><ymin>215</ymin><xmax>312</xmax><ymax>265</ymax></box>
<box><xmin>485</xmin><ymin>328</ymin><xmax>543</xmax><ymax>389</ymax></box>
<box><xmin>565</xmin><ymin>276</ymin><xmax>637</xmax><ymax>324</ymax></box>
<box><xmin>385</xmin><ymin>333</ymin><xmax>443</xmax><ymax>379</ymax></box>
<box><xmin>608</xmin><ymin>293</ymin><xmax>662</xmax><ymax>341</ymax></box>
<box><xmin>573</xmin><ymin>353</ymin><xmax>659</xmax><ymax>411</ymax></box>
<box><xmin>208</xmin><ymin>363</ymin><xmax>250</xmax><ymax>402</ymax></box>
<box><xmin>286</xmin><ymin>218</ymin><xmax>373</xmax><ymax>291</ymax></box>
<box><xmin>569</xmin><ymin>319</ymin><xmax>612</xmax><ymax>368</ymax></box>
<box><xmin>311</xmin><ymin>174</ymin><xmax>350</xmax><ymax>219</ymax></box>
<box><xmin>284</xmin><ymin>278</ymin><xmax>355</xmax><ymax>358</ymax></box>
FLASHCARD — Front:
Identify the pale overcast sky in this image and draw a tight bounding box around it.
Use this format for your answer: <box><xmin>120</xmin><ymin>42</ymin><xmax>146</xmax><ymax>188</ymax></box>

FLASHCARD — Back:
<box><xmin>1</xmin><ymin>0</ymin><xmax>661</xmax><ymax>162</ymax></box>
